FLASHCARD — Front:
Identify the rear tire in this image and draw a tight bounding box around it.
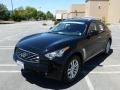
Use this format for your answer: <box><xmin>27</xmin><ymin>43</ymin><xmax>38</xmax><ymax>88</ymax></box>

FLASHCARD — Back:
<box><xmin>104</xmin><ymin>40</ymin><xmax>111</xmax><ymax>55</ymax></box>
<box><xmin>63</xmin><ymin>55</ymin><xmax>81</xmax><ymax>83</ymax></box>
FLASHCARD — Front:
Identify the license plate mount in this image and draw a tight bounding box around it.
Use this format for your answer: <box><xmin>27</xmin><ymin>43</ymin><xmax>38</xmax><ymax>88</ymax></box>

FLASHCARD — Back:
<box><xmin>17</xmin><ymin>60</ymin><xmax>24</xmax><ymax>69</ymax></box>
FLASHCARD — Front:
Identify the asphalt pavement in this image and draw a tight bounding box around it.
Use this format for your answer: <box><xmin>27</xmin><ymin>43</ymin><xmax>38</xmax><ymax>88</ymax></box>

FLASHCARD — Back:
<box><xmin>0</xmin><ymin>21</ymin><xmax>120</xmax><ymax>90</ymax></box>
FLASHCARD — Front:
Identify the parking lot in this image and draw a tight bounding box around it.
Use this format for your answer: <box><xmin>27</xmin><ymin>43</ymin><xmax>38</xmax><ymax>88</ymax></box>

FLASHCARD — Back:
<box><xmin>0</xmin><ymin>21</ymin><xmax>120</xmax><ymax>90</ymax></box>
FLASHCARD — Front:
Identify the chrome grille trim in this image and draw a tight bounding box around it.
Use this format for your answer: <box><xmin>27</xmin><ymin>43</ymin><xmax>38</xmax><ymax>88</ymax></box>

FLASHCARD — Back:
<box><xmin>16</xmin><ymin>48</ymin><xmax>40</xmax><ymax>63</ymax></box>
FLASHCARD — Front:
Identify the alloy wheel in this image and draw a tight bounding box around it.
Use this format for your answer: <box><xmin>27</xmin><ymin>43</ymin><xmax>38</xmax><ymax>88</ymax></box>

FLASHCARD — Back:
<box><xmin>67</xmin><ymin>59</ymin><xmax>79</xmax><ymax>80</ymax></box>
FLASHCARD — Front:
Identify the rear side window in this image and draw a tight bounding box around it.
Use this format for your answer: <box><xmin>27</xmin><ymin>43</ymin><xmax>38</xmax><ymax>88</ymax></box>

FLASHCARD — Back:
<box><xmin>97</xmin><ymin>22</ymin><xmax>105</xmax><ymax>33</ymax></box>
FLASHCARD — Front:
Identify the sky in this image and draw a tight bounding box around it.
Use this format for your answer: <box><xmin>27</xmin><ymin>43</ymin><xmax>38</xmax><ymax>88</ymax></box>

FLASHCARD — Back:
<box><xmin>0</xmin><ymin>0</ymin><xmax>85</xmax><ymax>14</ymax></box>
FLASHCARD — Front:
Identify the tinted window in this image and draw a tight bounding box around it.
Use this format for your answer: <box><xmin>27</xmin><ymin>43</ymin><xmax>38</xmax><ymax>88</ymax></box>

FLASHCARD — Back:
<box><xmin>97</xmin><ymin>22</ymin><xmax>105</xmax><ymax>33</ymax></box>
<box><xmin>50</xmin><ymin>21</ymin><xmax>86</xmax><ymax>35</ymax></box>
<box><xmin>88</xmin><ymin>22</ymin><xmax>97</xmax><ymax>33</ymax></box>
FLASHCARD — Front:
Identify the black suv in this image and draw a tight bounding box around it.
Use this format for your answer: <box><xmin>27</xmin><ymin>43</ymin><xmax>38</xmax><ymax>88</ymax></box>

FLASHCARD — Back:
<box><xmin>13</xmin><ymin>18</ymin><xmax>112</xmax><ymax>83</ymax></box>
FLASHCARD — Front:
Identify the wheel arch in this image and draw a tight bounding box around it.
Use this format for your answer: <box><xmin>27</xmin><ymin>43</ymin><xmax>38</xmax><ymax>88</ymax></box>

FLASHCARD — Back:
<box><xmin>62</xmin><ymin>51</ymin><xmax>84</xmax><ymax>82</ymax></box>
<box><xmin>69</xmin><ymin>51</ymin><xmax>84</xmax><ymax>65</ymax></box>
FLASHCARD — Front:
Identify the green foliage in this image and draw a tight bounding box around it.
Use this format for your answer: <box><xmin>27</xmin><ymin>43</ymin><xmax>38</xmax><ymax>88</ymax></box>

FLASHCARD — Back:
<box><xmin>12</xmin><ymin>7</ymin><xmax>26</xmax><ymax>21</ymax></box>
<box><xmin>11</xmin><ymin>6</ymin><xmax>54</xmax><ymax>21</ymax></box>
<box><xmin>25</xmin><ymin>7</ymin><xmax>37</xmax><ymax>20</ymax></box>
<box><xmin>0</xmin><ymin>3</ymin><xmax>10</xmax><ymax>20</ymax></box>
<box><xmin>12</xmin><ymin>7</ymin><xmax>38</xmax><ymax>21</ymax></box>
<box><xmin>0</xmin><ymin>4</ymin><xmax>54</xmax><ymax>21</ymax></box>
<box><xmin>46</xmin><ymin>11</ymin><xmax>54</xmax><ymax>20</ymax></box>
<box><xmin>36</xmin><ymin>11</ymin><xmax>46</xmax><ymax>20</ymax></box>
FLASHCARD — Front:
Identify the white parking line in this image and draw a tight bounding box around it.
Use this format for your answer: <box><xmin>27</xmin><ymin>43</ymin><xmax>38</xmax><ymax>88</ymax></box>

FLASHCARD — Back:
<box><xmin>0</xmin><ymin>64</ymin><xmax>17</xmax><ymax>66</ymax></box>
<box><xmin>0</xmin><ymin>46</ymin><xmax>14</xmax><ymax>49</ymax></box>
<box><xmin>102</xmin><ymin>65</ymin><xmax>120</xmax><ymax>67</ymax></box>
<box><xmin>0</xmin><ymin>31</ymin><xmax>28</xmax><ymax>42</ymax></box>
<box><xmin>0</xmin><ymin>48</ymin><xmax>14</xmax><ymax>49</ymax></box>
<box><xmin>0</xmin><ymin>34</ymin><xmax>20</xmax><ymax>42</ymax></box>
<box><xmin>112</xmin><ymin>48</ymin><xmax>120</xmax><ymax>50</ymax></box>
<box><xmin>0</xmin><ymin>64</ymin><xmax>120</xmax><ymax>75</ymax></box>
<box><xmin>0</xmin><ymin>71</ymin><xmax>21</xmax><ymax>73</ymax></box>
<box><xmin>0</xmin><ymin>70</ymin><xmax>120</xmax><ymax>74</ymax></box>
<box><xmin>85</xmin><ymin>75</ymin><xmax>94</xmax><ymax>90</ymax></box>
<box><xmin>0</xmin><ymin>46</ymin><xmax>14</xmax><ymax>48</ymax></box>
<box><xmin>85</xmin><ymin>64</ymin><xmax>120</xmax><ymax>67</ymax></box>
<box><xmin>112</xmin><ymin>44</ymin><xmax>120</xmax><ymax>46</ymax></box>
<box><xmin>90</xmin><ymin>71</ymin><xmax>120</xmax><ymax>74</ymax></box>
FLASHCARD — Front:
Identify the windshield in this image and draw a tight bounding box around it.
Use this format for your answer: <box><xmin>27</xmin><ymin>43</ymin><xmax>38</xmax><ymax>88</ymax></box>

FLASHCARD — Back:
<box><xmin>50</xmin><ymin>21</ymin><xmax>86</xmax><ymax>35</ymax></box>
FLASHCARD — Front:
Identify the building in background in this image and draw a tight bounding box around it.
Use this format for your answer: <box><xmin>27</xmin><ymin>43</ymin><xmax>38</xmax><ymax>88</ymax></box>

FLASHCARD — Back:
<box><xmin>55</xmin><ymin>0</ymin><xmax>120</xmax><ymax>24</ymax></box>
<box><xmin>55</xmin><ymin>10</ymin><xmax>68</xmax><ymax>20</ymax></box>
<box><xmin>55</xmin><ymin>4</ymin><xmax>85</xmax><ymax>20</ymax></box>
<box><xmin>108</xmin><ymin>0</ymin><xmax>120</xmax><ymax>24</ymax></box>
<box><xmin>85</xmin><ymin>0</ymin><xmax>109</xmax><ymax>22</ymax></box>
<box><xmin>69</xmin><ymin>4</ymin><xmax>85</xmax><ymax>18</ymax></box>
<box><xmin>85</xmin><ymin>0</ymin><xmax>120</xmax><ymax>24</ymax></box>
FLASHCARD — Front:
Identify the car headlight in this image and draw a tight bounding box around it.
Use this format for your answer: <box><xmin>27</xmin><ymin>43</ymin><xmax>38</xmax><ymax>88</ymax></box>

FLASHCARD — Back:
<box><xmin>45</xmin><ymin>47</ymin><xmax>69</xmax><ymax>60</ymax></box>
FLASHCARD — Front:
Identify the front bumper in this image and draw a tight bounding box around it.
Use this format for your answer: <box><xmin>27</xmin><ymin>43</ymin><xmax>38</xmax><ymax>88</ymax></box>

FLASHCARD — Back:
<box><xmin>13</xmin><ymin>49</ymin><xmax>66</xmax><ymax>80</ymax></box>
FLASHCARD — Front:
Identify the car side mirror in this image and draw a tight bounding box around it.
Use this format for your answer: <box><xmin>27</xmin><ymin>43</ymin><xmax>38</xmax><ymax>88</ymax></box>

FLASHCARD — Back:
<box><xmin>87</xmin><ymin>30</ymin><xmax>98</xmax><ymax>37</ymax></box>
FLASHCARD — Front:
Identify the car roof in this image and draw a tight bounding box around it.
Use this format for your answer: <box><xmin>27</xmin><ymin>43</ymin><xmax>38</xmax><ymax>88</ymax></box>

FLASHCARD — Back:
<box><xmin>63</xmin><ymin>17</ymin><xmax>100</xmax><ymax>24</ymax></box>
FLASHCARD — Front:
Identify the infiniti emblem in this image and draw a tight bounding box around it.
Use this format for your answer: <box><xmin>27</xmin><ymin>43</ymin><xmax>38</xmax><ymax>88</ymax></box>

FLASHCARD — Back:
<box><xmin>20</xmin><ymin>52</ymin><xmax>28</xmax><ymax>58</ymax></box>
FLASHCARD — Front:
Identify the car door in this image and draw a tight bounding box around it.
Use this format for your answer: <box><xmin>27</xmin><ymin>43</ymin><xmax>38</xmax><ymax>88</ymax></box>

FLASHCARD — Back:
<box><xmin>85</xmin><ymin>22</ymin><xmax>100</xmax><ymax>60</ymax></box>
<box><xmin>96</xmin><ymin>21</ymin><xmax>107</xmax><ymax>51</ymax></box>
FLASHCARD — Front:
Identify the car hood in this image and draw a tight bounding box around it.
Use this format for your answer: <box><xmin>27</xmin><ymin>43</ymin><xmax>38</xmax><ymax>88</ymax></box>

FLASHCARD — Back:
<box><xmin>17</xmin><ymin>32</ymin><xmax>81</xmax><ymax>53</ymax></box>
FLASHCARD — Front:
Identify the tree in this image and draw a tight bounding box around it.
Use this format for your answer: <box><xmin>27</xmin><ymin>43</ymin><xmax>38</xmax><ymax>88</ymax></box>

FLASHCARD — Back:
<box><xmin>46</xmin><ymin>11</ymin><xmax>54</xmax><ymax>20</ymax></box>
<box><xmin>12</xmin><ymin>6</ymin><xmax>54</xmax><ymax>21</ymax></box>
<box><xmin>25</xmin><ymin>7</ymin><xmax>37</xmax><ymax>20</ymax></box>
<box><xmin>12</xmin><ymin>7</ymin><xmax>26</xmax><ymax>21</ymax></box>
<box><xmin>0</xmin><ymin>4</ymin><xmax>10</xmax><ymax>20</ymax></box>
<box><xmin>12</xmin><ymin>6</ymin><xmax>38</xmax><ymax>21</ymax></box>
<box><xmin>36</xmin><ymin>11</ymin><xmax>46</xmax><ymax>20</ymax></box>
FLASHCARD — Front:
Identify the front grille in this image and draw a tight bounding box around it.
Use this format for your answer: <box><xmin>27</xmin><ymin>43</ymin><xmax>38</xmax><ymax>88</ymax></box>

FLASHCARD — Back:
<box><xmin>16</xmin><ymin>48</ymin><xmax>40</xmax><ymax>63</ymax></box>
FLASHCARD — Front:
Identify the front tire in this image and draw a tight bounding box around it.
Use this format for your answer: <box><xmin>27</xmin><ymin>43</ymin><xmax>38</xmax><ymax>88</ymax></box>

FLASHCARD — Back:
<box><xmin>63</xmin><ymin>55</ymin><xmax>81</xmax><ymax>83</ymax></box>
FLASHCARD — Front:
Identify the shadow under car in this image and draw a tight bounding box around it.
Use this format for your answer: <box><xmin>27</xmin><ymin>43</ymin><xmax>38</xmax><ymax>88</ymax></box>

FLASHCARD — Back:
<box><xmin>21</xmin><ymin>49</ymin><xmax>113</xmax><ymax>90</ymax></box>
